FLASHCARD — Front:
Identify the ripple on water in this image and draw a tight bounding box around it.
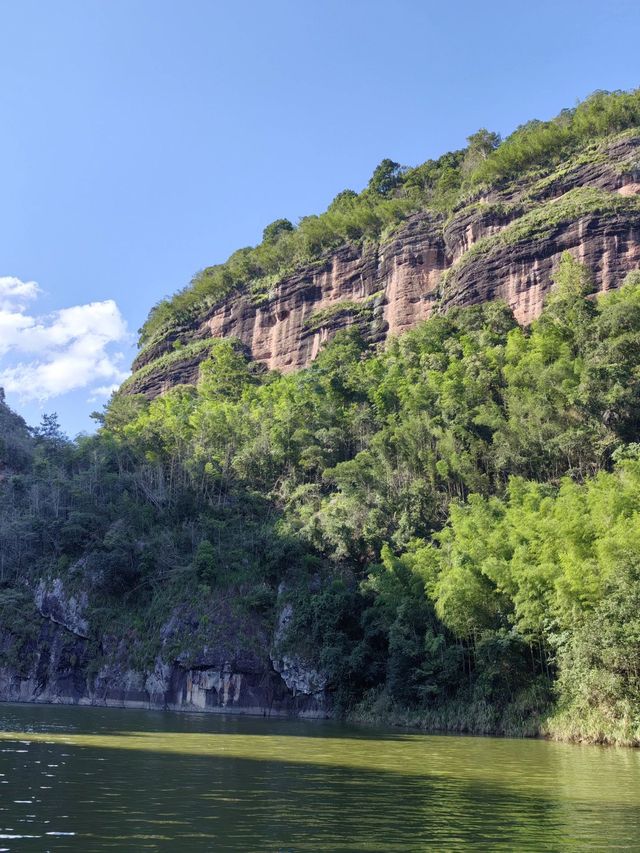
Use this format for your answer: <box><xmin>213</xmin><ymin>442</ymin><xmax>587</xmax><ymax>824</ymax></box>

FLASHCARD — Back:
<box><xmin>0</xmin><ymin>704</ymin><xmax>639</xmax><ymax>850</ymax></box>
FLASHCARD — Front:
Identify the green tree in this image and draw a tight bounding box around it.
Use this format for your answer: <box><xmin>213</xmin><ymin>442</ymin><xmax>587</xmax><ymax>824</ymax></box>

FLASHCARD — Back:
<box><xmin>462</xmin><ymin>128</ymin><xmax>501</xmax><ymax>175</ymax></box>
<box><xmin>368</xmin><ymin>159</ymin><xmax>405</xmax><ymax>196</ymax></box>
<box><xmin>262</xmin><ymin>218</ymin><xmax>294</xmax><ymax>243</ymax></box>
<box><xmin>193</xmin><ymin>539</ymin><xmax>217</xmax><ymax>584</ymax></box>
<box><xmin>328</xmin><ymin>189</ymin><xmax>358</xmax><ymax>211</ymax></box>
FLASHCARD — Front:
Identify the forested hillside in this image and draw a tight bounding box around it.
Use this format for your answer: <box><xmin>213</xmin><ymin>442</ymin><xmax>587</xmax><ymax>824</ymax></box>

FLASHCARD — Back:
<box><xmin>2</xmin><ymin>251</ymin><xmax>640</xmax><ymax>743</ymax></box>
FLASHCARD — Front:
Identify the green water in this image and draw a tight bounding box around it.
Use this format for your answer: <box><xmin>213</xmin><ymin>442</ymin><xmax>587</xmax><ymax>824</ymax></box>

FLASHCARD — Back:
<box><xmin>0</xmin><ymin>704</ymin><xmax>639</xmax><ymax>851</ymax></box>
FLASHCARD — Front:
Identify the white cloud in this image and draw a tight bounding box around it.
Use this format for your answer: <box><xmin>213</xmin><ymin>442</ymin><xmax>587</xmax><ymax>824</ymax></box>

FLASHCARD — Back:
<box><xmin>88</xmin><ymin>383</ymin><xmax>121</xmax><ymax>402</ymax></box>
<box><xmin>0</xmin><ymin>276</ymin><xmax>40</xmax><ymax>310</ymax></box>
<box><xmin>0</xmin><ymin>277</ymin><xmax>130</xmax><ymax>402</ymax></box>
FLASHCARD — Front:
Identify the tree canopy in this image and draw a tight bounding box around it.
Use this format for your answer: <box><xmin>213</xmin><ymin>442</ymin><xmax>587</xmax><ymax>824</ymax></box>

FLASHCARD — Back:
<box><xmin>4</xmin><ymin>258</ymin><xmax>640</xmax><ymax>742</ymax></box>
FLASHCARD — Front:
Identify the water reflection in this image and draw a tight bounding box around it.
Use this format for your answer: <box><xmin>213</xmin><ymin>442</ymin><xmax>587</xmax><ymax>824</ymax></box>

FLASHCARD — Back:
<box><xmin>0</xmin><ymin>703</ymin><xmax>639</xmax><ymax>851</ymax></box>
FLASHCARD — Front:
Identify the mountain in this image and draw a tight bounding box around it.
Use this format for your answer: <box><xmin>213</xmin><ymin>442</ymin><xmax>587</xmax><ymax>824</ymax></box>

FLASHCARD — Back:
<box><xmin>1</xmin><ymin>89</ymin><xmax>640</xmax><ymax>744</ymax></box>
<box><xmin>125</xmin><ymin>98</ymin><xmax>640</xmax><ymax>398</ymax></box>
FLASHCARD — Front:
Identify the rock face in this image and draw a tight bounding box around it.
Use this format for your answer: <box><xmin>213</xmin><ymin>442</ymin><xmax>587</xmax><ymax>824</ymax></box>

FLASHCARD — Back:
<box><xmin>441</xmin><ymin>210</ymin><xmax>640</xmax><ymax>324</ymax></box>
<box><xmin>127</xmin><ymin>214</ymin><xmax>445</xmax><ymax>397</ymax></box>
<box><xmin>35</xmin><ymin>578</ymin><xmax>90</xmax><ymax>639</ymax></box>
<box><xmin>0</xmin><ymin>589</ymin><xmax>329</xmax><ymax>717</ymax></box>
<box><xmin>200</xmin><ymin>214</ymin><xmax>446</xmax><ymax>372</ymax></box>
<box><xmin>126</xmin><ymin>135</ymin><xmax>640</xmax><ymax>398</ymax></box>
<box><xmin>270</xmin><ymin>603</ymin><xmax>327</xmax><ymax>698</ymax></box>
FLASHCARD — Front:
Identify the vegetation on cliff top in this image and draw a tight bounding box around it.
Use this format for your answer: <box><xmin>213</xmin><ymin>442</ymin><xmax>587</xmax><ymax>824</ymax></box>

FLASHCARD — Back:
<box><xmin>3</xmin><ymin>256</ymin><xmax>640</xmax><ymax>743</ymax></box>
<box><xmin>138</xmin><ymin>88</ymin><xmax>640</xmax><ymax>355</ymax></box>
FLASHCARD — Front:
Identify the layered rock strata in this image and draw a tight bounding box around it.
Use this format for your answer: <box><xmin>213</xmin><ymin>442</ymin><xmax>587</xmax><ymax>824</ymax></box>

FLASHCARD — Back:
<box><xmin>126</xmin><ymin>135</ymin><xmax>640</xmax><ymax>398</ymax></box>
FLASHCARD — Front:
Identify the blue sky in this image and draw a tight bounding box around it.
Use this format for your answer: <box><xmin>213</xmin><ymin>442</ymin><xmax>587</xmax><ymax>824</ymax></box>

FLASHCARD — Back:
<box><xmin>1</xmin><ymin>0</ymin><xmax>638</xmax><ymax>435</ymax></box>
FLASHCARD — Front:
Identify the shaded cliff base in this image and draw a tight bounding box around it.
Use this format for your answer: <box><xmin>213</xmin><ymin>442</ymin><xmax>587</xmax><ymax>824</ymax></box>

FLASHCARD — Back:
<box><xmin>0</xmin><ymin>586</ymin><xmax>330</xmax><ymax>721</ymax></box>
<box><xmin>4</xmin><ymin>664</ymin><xmax>637</xmax><ymax>748</ymax></box>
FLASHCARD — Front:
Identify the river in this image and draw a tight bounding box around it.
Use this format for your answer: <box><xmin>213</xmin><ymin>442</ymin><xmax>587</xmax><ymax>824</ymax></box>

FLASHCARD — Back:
<box><xmin>0</xmin><ymin>703</ymin><xmax>639</xmax><ymax>850</ymax></box>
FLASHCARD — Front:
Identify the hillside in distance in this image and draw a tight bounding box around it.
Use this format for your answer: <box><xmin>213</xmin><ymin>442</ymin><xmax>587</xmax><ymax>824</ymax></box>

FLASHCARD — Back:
<box><xmin>126</xmin><ymin>89</ymin><xmax>640</xmax><ymax>398</ymax></box>
<box><xmin>1</xmin><ymin>89</ymin><xmax>640</xmax><ymax>746</ymax></box>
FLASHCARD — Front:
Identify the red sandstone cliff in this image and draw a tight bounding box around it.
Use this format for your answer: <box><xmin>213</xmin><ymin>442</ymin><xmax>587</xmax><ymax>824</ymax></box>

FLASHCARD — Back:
<box><xmin>126</xmin><ymin>135</ymin><xmax>640</xmax><ymax>398</ymax></box>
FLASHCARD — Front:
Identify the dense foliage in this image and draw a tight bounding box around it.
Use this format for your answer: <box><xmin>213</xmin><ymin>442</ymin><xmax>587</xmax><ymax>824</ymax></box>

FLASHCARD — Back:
<box><xmin>3</xmin><ymin>256</ymin><xmax>640</xmax><ymax>742</ymax></box>
<box><xmin>138</xmin><ymin>88</ymin><xmax>640</xmax><ymax>353</ymax></box>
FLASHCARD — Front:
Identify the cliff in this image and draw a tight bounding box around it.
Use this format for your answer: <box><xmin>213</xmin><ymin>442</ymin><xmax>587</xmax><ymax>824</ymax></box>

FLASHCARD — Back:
<box><xmin>125</xmin><ymin>133</ymin><xmax>640</xmax><ymax>398</ymax></box>
<box><xmin>0</xmin><ymin>579</ymin><xmax>329</xmax><ymax>717</ymax></box>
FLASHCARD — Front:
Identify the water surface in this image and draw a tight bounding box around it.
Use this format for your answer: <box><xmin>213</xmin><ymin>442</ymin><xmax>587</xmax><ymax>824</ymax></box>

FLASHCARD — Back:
<box><xmin>0</xmin><ymin>703</ymin><xmax>639</xmax><ymax>850</ymax></box>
